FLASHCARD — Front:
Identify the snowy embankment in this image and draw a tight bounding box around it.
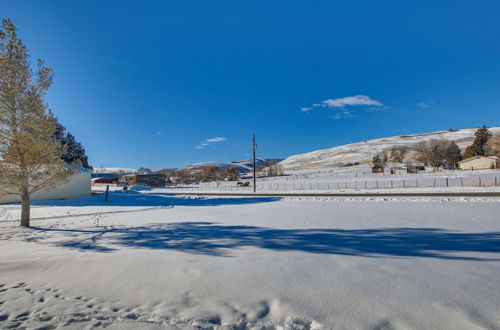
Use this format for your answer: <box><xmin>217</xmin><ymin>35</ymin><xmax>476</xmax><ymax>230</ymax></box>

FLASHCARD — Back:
<box><xmin>1</xmin><ymin>188</ymin><xmax>500</xmax><ymax>329</ymax></box>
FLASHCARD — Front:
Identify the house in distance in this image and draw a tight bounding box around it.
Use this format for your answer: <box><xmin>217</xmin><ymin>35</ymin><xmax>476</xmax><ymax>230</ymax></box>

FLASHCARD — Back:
<box><xmin>124</xmin><ymin>173</ymin><xmax>166</xmax><ymax>187</ymax></box>
<box><xmin>371</xmin><ymin>164</ymin><xmax>384</xmax><ymax>173</ymax></box>
<box><xmin>458</xmin><ymin>156</ymin><xmax>498</xmax><ymax>170</ymax></box>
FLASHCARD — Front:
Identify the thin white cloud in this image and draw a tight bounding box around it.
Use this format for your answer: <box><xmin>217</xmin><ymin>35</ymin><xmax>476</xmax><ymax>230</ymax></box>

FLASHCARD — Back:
<box><xmin>417</xmin><ymin>102</ymin><xmax>430</xmax><ymax>108</ymax></box>
<box><xmin>301</xmin><ymin>95</ymin><xmax>383</xmax><ymax>118</ymax></box>
<box><xmin>330</xmin><ymin>110</ymin><xmax>353</xmax><ymax>120</ymax></box>
<box><xmin>206</xmin><ymin>137</ymin><xmax>226</xmax><ymax>143</ymax></box>
<box><xmin>196</xmin><ymin>137</ymin><xmax>227</xmax><ymax>149</ymax></box>
<box><xmin>322</xmin><ymin>95</ymin><xmax>382</xmax><ymax>108</ymax></box>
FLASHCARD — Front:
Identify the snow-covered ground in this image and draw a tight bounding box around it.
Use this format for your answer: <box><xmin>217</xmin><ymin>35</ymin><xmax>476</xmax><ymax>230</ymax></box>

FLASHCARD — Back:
<box><xmin>1</xmin><ymin>188</ymin><xmax>500</xmax><ymax>329</ymax></box>
<box><xmin>190</xmin><ymin>166</ymin><xmax>500</xmax><ymax>193</ymax></box>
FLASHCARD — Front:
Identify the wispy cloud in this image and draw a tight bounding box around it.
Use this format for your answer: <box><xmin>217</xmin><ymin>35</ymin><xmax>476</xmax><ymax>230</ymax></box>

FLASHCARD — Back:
<box><xmin>329</xmin><ymin>110</ymin><xmax>354</xmax><ymax>120</ymax></box>
<box><xmin>206</xmin><ymin>137</ymin><xmax>226</xmax><ymax>143</ymax></box>
<box><xmin>417</xmin><ymin>102</ymin><xmax>430</xmax><ymax>108</ymax></box>
<box><xmin>196</xmin><ymin>136</ymin><xmax>227</xmax><ymax>149</ymax></box>
<box><xmin>301</xmin><ymin>95</ymin><xmax>383</xmax><ymax>118</ymax></box>
<box><xmin>322</xmin><ymin>95</ymin><xmax>382</xmax><ymax>108</ymax></box>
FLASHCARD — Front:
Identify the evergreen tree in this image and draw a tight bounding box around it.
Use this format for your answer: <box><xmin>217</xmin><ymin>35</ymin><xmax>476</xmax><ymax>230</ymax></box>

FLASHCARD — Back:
<box><xmin>372</xmin><ymin>153</ymin><xmax>382</xmax><ymax>165</ymax></box>
<box><xmin>382</xmin><ymin>152</ymin><xmax>389</xmax><ymax>164</ymax></box>
<box><xmin>471</xmin><ymin>125</ymin><xmax>492</xmax><ymax>156</ymax></box>
<box><xmin>463</xmin><ymin>145</ymin><xmax>474</xmax><ymax>159</ymax></box>
<box><xmin>0</xmin><ymin>19</ymin><xmax>77</xmax><ymax>227</ymax></box>
<box><xmin>444</xmin><ymin>141</ymin><xmax>462</xmax><ymax>168</ymax></box>
<box><xmin>53</xmin><ymin>122</ymin><xmax>91</xmax><ymax>169</ymax></box>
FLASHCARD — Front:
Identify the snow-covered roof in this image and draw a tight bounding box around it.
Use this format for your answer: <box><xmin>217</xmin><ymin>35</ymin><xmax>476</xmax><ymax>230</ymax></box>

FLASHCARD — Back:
<box><xmin>457</xmin><ymin>156</ymin><xmax>498</xmax><ymax>163</ymax></box>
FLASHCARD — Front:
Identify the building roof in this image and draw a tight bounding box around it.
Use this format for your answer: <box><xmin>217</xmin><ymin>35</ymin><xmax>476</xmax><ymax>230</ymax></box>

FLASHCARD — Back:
<box><xmin>91</xmin><ymin>173</ymin><xmax>117</xmax><ymax>179</ymax></box>
<box><xmin>458</xmin><ymin>156</ymin><xmax>498</xmax><ymax>164</ymax></box>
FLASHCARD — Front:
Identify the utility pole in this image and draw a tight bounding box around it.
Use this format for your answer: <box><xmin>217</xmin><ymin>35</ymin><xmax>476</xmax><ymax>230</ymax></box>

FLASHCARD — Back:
<box><xmin>253</xmin><ymin>133</ymin><xmax>257</xmax><ymax>192</ymax></box>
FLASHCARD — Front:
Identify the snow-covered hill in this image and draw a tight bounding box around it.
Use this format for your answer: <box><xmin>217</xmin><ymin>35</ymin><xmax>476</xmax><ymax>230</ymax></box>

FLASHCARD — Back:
<box><xmin>93</xmin><ymin>167</ymin><xmax>136</xmax><ymax>174</ymax></box>
<box><xmin>280</xmin><ymin>127</ymin><xmax>500</xmax><ymax>170</ymax></box>
<box><xmin>186</xmin><ymin>158</ymin><xmax>282</xmax><ymax>172</ymax></box>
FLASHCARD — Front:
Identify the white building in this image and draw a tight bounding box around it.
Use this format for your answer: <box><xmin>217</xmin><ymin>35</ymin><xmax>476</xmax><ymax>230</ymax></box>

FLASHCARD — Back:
<box><xmin>0</xmin><ymin>170</ymin><xmax>91</xmax><ymax>204</ymax></box>
<box><xmin>457</xmin><ymin>156</ymin><xmax>497</xmax><ymax>170</ymax></box>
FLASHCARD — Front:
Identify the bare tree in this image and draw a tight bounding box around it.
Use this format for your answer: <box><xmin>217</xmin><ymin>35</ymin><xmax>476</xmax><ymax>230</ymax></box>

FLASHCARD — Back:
<box><xmin>157</xmin><ymin>168</ymin><xmax>176</xmax><ymax>178</ymax></box>
<box><xmin>173</xmin><ymin>168</ymin><xmax>191</xmax><ymax>184</ymax></box>
<box><xmin>267</xmin><ymin>163</ymin><xmax>283</xmax><ymax>177</ymax></box>
<box><xmin>414</xmin><ymin>139</ymin><xmax>461</xmax><ymax>169</ymax></box>
<box><xmin>222</xmin><ymin>167</ymin><xmax>240</xmax><ymax>181</ymax></box>
<box><xmin>389</xmin><ymin>146</ymin><xmax>409</xmax><ymax>163</ymax></box>
<box><xmin>195</xmin><ymin>166</ymin><xmax>218</xmax><ymax>182</ymax></box>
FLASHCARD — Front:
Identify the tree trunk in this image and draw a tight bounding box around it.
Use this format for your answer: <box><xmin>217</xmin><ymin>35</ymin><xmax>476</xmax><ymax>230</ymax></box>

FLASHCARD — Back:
<box><xmin>20</xmin><ymin>184</ymin><xmax>30</xmax><ymax>227</ymax></box>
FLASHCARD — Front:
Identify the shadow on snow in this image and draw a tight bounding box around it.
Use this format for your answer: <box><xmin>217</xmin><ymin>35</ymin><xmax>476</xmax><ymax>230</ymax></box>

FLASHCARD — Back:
<box><xmin>31</xmin><ymin>189</ymin><xmax>281</xmax><ymax>208</ymax></box>
<box><xmin>29</xmin><ymin>222</ymin><xmax>500</xmax><ymax>261</ymax></box>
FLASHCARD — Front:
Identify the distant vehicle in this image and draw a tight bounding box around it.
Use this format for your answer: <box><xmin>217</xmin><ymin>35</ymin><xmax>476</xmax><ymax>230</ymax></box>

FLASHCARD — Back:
<box><xmin>237</xmin><ymin>181</ymin><xmax>250</xmax><ymax>187</ymax></box>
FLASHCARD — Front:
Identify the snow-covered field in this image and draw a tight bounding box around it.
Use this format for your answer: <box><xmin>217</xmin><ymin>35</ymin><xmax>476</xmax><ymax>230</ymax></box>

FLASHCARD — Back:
<box><xmin>189</xmin><ymin>167</ymin><xmax>500</xmax><ymax>193</ymax></box>
<box><xmin>1</xmin><ymin>188</ymin><xmax>500</xmax><ymax>329</ymax></box>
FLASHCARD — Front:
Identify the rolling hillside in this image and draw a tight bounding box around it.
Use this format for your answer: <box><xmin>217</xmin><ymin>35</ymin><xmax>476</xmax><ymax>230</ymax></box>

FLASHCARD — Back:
<box><xmin>185</xmin><ymin>158</ymin><xmax>282</xmax><ymax>172</ymax></box>
<box><xmin>279</xmin><ymin>127</ymin><xmax>500</xmax><ymax>170</ymax></box>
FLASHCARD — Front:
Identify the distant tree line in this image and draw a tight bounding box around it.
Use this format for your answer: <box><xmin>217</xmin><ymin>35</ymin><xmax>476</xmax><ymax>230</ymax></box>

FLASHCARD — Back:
<box><xmin>194</xmin><ymin>166</ymin><xmax>240</xmax><ymax>182</ymax></box>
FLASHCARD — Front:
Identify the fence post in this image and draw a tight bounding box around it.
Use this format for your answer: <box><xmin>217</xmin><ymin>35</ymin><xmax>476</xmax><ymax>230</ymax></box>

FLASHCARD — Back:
<box><xmin>376</xmin><ymin>180</ymin><xmax>378</xmax><ymax>189</ymax></box>
<box><xmin>433</xmin><ymin>178</ymin><xmax>436</xmax><ymax>187</ymax></box>
<box><xmin>105</xmin><ymin>185</ymin><xmax>109</xmax><ymax>202</ymax></box>
<box><xmin>461</xmin><ymin>177</ymin><xmax>464</xmax><ymax>187</ymax></box>
<box><xmin>479</xmin><ymin>176</ymin><xmax>482</xmax><ymax>187</ymax></box>
<box><xmin>446</xmin><ymin>177</ymin><xmax>449</xmax><ymax>187</ymax></box>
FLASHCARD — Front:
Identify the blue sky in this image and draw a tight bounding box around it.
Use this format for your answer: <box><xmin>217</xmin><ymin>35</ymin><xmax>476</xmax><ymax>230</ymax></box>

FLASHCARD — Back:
<box><xmin>2</xmin><ymin>1</ymin><xmax>499</xmax><ymax>168</ymax></box>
